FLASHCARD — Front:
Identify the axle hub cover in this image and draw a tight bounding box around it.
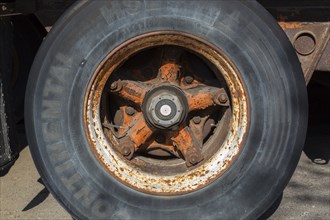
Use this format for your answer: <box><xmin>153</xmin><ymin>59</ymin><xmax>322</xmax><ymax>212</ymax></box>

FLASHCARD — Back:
<box><xmin>143</xmin><ymin>85</ymin><xmax>188</xmax><ymax>129</ymax></box>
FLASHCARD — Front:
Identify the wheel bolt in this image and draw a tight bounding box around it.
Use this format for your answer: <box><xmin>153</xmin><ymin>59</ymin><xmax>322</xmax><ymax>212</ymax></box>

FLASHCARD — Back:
<box><xmin>218</xmin><ymin>93</ymin><xmax>228</xmax><ymax>103</ymax></box>
<box><xmin>121</xmin><ymin>146</ymin><xmax>132</xmax><ymax>157</ymax></box>
<box><xmin>126</xmin><ymin>106</ymin><xmax>136</xmax><ymax>116</ymax></box>
<box><xmin>189</xmin><ymin>154</ymin><xmax>199</xmax><ymax>165</ymax></box>
<box><xmin>184</xmin><ymin>76</ymin><xmax>194</xmax><ymax>84</ymax></box>
<box><xmin>110</xmin><ymin>81</ymin><xmax>118</xmax><ymax>90</ymax></box>
<box><xmin>192</xmin><ymin>116</ymin><xmax>201</xmax><ymax>124</ymax></box>
<box><xmin>2</xmin><ymin>5</ymin><xmax>8</xmax><ymax>11</ymax></box>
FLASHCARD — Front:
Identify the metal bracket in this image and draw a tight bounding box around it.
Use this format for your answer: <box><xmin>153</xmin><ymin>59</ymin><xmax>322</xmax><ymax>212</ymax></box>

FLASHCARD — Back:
<box><xmin>279</xmin><ymin>22</ymin><xmax>330</xmax><ymax>84</ymax></box>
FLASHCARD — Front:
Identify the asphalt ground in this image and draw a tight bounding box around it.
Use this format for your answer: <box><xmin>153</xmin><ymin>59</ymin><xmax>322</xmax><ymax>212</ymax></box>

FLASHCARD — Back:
<box><xmin>1</xmin><ymin>79</ymin><xmax>329</xmax><ymax>220</ymax></box>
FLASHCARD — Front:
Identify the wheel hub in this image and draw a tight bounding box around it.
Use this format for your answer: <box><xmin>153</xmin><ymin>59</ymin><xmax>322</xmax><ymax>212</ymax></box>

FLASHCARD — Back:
<box><xmin>85</xmin><ymin>32</ymin><xmax>248</xmax><ymax>195</ymax></box>
<box><xmin>143</xmin><ymin>85</ymin><xmax>188</xmax><ymax>130</ymax></box>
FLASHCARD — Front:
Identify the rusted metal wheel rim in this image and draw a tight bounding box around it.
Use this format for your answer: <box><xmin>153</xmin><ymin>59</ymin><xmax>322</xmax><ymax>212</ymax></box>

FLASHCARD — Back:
<box><xmin>84</xmin><ymin>32</ymin><xmax>249</xmax><ymax>195</ymax></box>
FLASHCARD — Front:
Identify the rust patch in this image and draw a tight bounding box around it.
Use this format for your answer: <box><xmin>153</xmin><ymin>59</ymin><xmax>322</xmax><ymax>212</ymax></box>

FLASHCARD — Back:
<box><xmin>158</xmin><ymin>63</ymin><xmax>181</xmax><ymax>83</ymax></box>
<box><xmin>113</xmin><ymin>80</ymin><xmax>150</xmax><ymax>106</ymax></box>
<box><xmin>278</xmin><ymin>21</ymin><xmax>304</xmax><ymax>30</ymax></box>
<box><xmin>124</xmin><ymin>114</ymin><xmax>154</xmax><ymax>149</ymax></box>
<box><xmin>172</xmin><ymin>126</ymin><xmax>203</xmax><ymax>166</ymax></box>
<box><xmin>185</xmin><ymin>87</ymin><xmax>228</xmax><ymax>111</ymax></box>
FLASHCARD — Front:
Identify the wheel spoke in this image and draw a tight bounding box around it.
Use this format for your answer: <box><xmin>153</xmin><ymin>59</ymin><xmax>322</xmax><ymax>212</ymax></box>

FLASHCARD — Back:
<box><xmin>118</xmin><ymin>113</ymin><xmax>154</xmax><ymax>159</ymax></box>
<box><xmin>158</xmin><ymin>63</ymin><xmax>181</xmax><ymax>83</ymax></box>
<box><xmin>110</xmin><ymin>80</ymin><xmax>150</xmax><ymax>106</ymax></box>
<box><xmin>184</xmin><ymin>86</ymin><xmax>229</xmax><ymax>112</ymax></box>
<box><xmin>171</xmin><ymin>126</ymin><xmax>204</xmax><ymax>167</ymax></box>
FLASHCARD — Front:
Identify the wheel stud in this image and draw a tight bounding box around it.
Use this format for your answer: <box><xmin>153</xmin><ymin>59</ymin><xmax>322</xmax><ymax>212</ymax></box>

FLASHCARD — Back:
<box><xmin>192</xmin><ymin>116</ymin><xmax>201</xmax><ymax>124</ymax></box>
<box><xmin>218</xmin><ymin>93</ymin><xmax>228</xmax><ymax>104</ymax></box>
<box><xmin>184</xmin><ymin>76</ymin><xmax>194</xmax><ymax>84</ymax></box>
<box><xmin>126</xmin><ymin>106</ymin><xmax>136</xmax><ymax>116</ymax></box>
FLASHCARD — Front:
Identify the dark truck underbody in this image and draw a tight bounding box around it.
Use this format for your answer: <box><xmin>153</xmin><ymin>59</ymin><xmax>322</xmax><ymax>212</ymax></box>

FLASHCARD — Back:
<box><xmin>3</xmin><ymin>0</ymin><xmax>329</xmax><ymax>75</ymax></box>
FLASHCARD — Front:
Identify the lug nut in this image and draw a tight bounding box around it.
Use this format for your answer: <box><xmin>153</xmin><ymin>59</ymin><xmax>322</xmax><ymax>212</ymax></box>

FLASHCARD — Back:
<box><xmin>126</xmin><ymin>106</ymin><xmax>136</xmax><ymax>116</ymax></box>
<box><xmin>120</xmin><ymin>140</ymin><xmax>135</xmax><ymax>159</ymax></box>
<box><xmin>189</xmin><ymin>154</ymin><xmax>200</xmax><ymax>165</ymax></box>
<box><xmin>110</xmin><ymin>82</ymin><xmax>118</xmax><ymax>90</ymax></box>
<box><xmin>218</xmin><ymin>93</ymin><xmax>228</xmax><ymax>104</ymax></box>
<box><xmin>110</xmin><ymin>80</ymin><xmax>122</xmax><ymax>91</ymax></box>
<box><xmin>192</xmin><ymin>116</ymin><xmax>201</xmax><ymax>124</ymax></box>
<box><xmin>121</xmin><ymin>146</ymin><xmax>132</xmax><ymax>157</ymax></box>
<box><xmin>184</xmin><ymin>76</ymin><xmax>194</xmax><ymax>84</ymax></box>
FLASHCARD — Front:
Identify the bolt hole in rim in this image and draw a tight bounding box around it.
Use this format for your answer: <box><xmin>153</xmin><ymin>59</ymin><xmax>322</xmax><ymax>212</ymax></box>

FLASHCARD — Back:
<box><xmin>84</xmin><ymin>32</ymin><xmax>249</xmax><ymax>195</ymax></box>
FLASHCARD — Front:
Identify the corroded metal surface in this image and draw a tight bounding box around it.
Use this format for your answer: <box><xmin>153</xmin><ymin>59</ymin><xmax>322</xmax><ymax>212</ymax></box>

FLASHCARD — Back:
<box><xmin>159</xmin><ymin>63</ymin><xmax>181</xmax><ymax>82</ymax></box>
<box><xmin>185</xmin><ymin>87</ymin><xmax>229</xmax><ymax>111</ymax></box>
<box><xmin>279</xmin><ymin>22</ymin><xmax>330</xmax><ymax>83</ymax></box>
<box><xmin>171</xmin><ymin>126</ymin><xmax>203</xmax><ymax>167</ymax></box>
<box><xmin>316</xmin><ymin>40</ymin><xmax>330</xmax><ymax>72</ymax></box>
<box><xmin>84</xmin><ymin>32</ymin><xmax>249</xmax><ymax>195</ymax></box>
<box><xmin>124</xmin><ymin>113</ymin><xmax>153</xmax><ymax>150</ymax></box>
<box><xmin>112</xmin><ymin>80</ymin><xmax>148</xmax><ymax>106</ymax></box>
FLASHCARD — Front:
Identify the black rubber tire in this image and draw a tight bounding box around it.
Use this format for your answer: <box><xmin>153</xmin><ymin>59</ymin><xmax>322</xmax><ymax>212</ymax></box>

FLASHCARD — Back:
<box><xmin>25</xmin><ymin>1</ymin><xmax>308</xmax><ymax>219</ymax></box>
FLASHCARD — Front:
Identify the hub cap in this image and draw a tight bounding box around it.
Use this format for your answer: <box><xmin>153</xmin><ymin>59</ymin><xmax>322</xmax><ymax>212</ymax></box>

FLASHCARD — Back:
<box><xmin>143</xmin><ymin>85</ymin><xmax>188</xmax><ymax>130</ymax></box>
